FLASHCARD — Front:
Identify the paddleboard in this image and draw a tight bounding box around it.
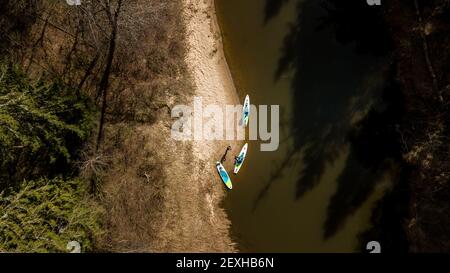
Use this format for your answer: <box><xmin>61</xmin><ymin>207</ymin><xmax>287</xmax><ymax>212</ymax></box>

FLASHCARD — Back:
<box><xmin>216</xmin><ymin>162</ymin><xmax>232</xmax><ymax>189</ymax></box>
<box><xmin>234</xmin><ymin>143</ymin><xmax>248</xmax><ymax>174</ymax></box>
<box><xmin>242</xmin><ymin>95</ymin><xmax>250</xmax><ymax>127</ymax></box>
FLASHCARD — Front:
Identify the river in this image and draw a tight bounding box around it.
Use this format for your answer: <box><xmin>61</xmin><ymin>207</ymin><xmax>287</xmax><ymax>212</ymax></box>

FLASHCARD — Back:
<box><xmin>216</xmin><ymin>0</ymin><xmax>398</xmax><ymax>252</ymax></box>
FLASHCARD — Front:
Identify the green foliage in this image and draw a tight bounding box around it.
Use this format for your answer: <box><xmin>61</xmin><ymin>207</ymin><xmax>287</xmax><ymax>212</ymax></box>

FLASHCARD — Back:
<box><xmin>0</xmin><ymin>64</ymin><xmax>94</xmax><ymax>185</ymax></box>
<box><xmin>0</xmin><ymin>177</ymin><xmax>103</xmax><ymax>253</ymax></box>
<box><xmin>0</xmin><ymin>63</ymin><xmax>102</xmax><ymax>252</ymax></box>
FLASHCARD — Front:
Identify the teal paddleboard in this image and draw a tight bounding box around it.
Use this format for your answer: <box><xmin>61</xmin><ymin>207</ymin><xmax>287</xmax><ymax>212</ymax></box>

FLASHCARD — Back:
<box><xmin>216</xmin><ymin>162</ymin><xmax>232</xmax><ymax>189</ymax></box>
<box><xmin>234</xmin><ymin>143</ymin><xmax>248</xmax><ymax>174</ymax></box>
<box><xmin>243</xmin><ymin>95</ymin><xmax>250</xmax><ymax>127</ymax></box>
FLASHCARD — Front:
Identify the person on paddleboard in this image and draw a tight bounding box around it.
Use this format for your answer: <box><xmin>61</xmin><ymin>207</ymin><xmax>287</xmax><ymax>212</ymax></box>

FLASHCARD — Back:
<box><xmin>234</xmin><ymin>155</ymin><xmax>243</xmax><ymax>166</ymax></box>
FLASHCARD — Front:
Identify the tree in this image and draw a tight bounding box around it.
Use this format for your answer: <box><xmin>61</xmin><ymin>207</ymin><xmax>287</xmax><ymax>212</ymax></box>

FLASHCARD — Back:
<box><xmin>0</xmin><ymin>63</ymin><xmax>94</xmax><ymax>187</ymax></box>
<box><xmin>95</xmin><ymin>0</ymin><xmax>123</xmax><ymax>151</ymax></box>
<box><xmin>0</xmin><ymin>177</ymin><xmax>103</xmax><ymax>253</ymax></box>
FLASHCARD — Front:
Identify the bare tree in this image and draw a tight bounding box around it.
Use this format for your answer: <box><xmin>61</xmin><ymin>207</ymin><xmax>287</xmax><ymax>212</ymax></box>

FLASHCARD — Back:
<box><xmin>95</xmin><ymin>0</ymin><xmax>123</xmax><ymax>151</ymax></box>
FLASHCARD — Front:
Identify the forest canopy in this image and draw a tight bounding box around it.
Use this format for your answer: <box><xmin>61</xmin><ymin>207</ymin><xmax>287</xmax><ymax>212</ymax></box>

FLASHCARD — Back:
<box><xmin>0</xmin><ymin>63</ymin><xmax>94</xmax><ymax>187</ymax></box>
<box><xmin>0</xmin><ymin>177</ymin><xmax>103</xmax><ymax>253</ymax></box>
<box><xmin>0</xmin><ymin>62</ymin><xmax>102</xmax><ymax>252</ymax></box>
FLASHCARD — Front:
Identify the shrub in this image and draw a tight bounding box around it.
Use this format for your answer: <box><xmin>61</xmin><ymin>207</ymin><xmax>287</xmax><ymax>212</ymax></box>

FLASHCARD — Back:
<box><xmin>0</xmin><ymin>177</ymin><xmax>103</xmax><ymax>253</ymax></box>
<box><xmin>0</xmin><ymin>63</ymin><xmax>94</xmax><ymax>187</ymax></box>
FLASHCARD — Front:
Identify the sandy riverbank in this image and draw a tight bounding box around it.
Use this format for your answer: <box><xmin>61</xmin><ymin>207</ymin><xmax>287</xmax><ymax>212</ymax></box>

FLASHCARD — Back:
<box><xmin>151</xmin><ymin>0</ymin><xmax>239</xmax><ymax>252</ymax></box>
<box><xmin>184</xmin><ymin>0</ymin><xmax>240</xmax><ymax>251</ymax></box>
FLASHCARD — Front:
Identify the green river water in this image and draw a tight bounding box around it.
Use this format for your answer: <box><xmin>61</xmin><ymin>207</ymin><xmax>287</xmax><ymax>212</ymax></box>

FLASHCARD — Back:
<box><xmin>216</xmin><ymin>0</ymin><xmax>394</xmax><ymax>252</ymax></box>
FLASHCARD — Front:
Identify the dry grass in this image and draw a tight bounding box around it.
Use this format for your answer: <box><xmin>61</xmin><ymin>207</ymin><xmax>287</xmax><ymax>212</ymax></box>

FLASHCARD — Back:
<box><xmin>0</xmin><ymin>0</ymin><xmax>167</xmax><ymax>247</ymax></box>
<box><xmin>92</xmin><ymin>125</ymin><xmax>167</xmax><ymax>251</ymax></box>
<box><xmin>1</xmin><ymin>0</ymin><xmax>236</xmax><ymax>253</ymax></box>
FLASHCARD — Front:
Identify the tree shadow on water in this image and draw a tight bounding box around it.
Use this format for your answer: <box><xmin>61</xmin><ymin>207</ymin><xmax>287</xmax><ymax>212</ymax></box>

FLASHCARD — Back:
<box><xmin>264</xmin><ymin>0</ymin><xmax>292</xmax><ymax>23</ymax></box>
<box><xmin>254</xmin><ymin>0</ymin><xmax>404</xmax><ymax>239</ymax></box>
<box><xmin>324</xmin><ymin>75</ymin><xmax>405</xmax><ymax>237</ymax></box>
